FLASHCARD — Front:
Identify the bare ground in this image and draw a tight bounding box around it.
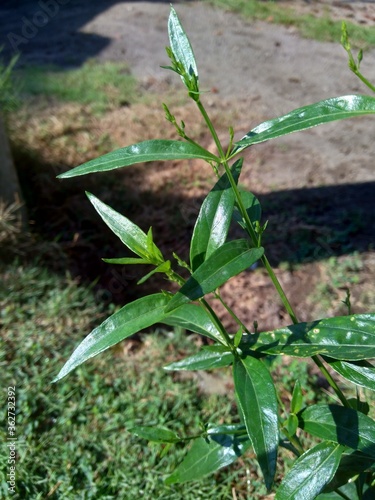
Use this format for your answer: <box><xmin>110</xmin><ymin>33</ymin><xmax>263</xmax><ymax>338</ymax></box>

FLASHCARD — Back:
<box><xmin>3</xmin><ymin>1</ymin><xmax>375</xmax><ymax>332</ymax></box>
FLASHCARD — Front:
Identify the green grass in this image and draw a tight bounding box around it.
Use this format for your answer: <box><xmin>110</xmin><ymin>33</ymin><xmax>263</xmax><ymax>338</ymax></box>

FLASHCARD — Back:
<box><xmin>0</xmin><ymin>51</ymin><xmax>19</xmax><ymax>114</ymax></box>
<box><xmin>0</xmin><ymin>261</ymin><xmax>329</xmax><ymax>499</ymax></box>
<box><xmin>16</xmin><ymin>60</ymin><xmax>138</xmax><ymax>114</ymax></box>
<box><xmin>208</xmin><ymin>0</ymin><xmax>375</xmax><ymax>48</ymax></box>
<box><xmin>0</xmin><ymin>262</ymin><xmax>246</xmax><ymax>498</ymax></box>
<box><xmin>2</xmin><ymin>261</ymin><xmax>372</xmax><ymax>498</ymax></box>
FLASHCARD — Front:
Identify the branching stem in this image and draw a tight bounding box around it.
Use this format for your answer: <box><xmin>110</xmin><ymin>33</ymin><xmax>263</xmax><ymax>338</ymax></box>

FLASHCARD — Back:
<box><xmin>196</xmin><ymin>97</ymin><xmax>351</xmax><ymax>407</ymax></box>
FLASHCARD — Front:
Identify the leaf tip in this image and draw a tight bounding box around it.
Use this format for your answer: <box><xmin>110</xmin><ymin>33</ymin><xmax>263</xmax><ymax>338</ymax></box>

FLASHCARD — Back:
<box><xmin>51</xmin><ymin>370</ymin><xmax>64</xmax><ymax>384</ymax></box>
<box><xmin>164</xmin><ymin>474</ymin><xmax>177</xmax><ymax>486</ymax></box>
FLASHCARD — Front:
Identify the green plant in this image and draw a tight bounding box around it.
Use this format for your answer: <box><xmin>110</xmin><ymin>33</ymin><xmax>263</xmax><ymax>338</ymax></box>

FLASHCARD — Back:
<box><xmin>0</xmin><ymin>50</ymin><xmax>19</xmax><ymax>113</ymax></box>
<box><xmin>3</xmin><ymin>263</ymin><xmax>257</xmax><ymax>498</ymax></box>
<box><xmin>53</xmin><ymin>9</ymin><xmax>375</xmax><ymax>499</ymax></box>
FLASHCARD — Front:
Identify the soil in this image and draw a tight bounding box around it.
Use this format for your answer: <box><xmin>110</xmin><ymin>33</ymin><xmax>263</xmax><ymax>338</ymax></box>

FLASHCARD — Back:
<box><xmin>2</xmin><ymin>1</ymin><xmax>375</xmax><ymax>333</ymax></box>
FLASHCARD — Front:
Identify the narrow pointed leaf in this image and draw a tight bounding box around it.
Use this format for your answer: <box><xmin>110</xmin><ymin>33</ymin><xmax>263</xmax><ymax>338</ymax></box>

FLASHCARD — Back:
<box><xmin>291</xmin><ymin>380</ymin><xmax>303</xmax><ymax>414</ymax></box>
<box><xmin>145</xmin><ymin>227</ymin><xmax>164</xmax><ymax>262</ymax></box>
<box><xmin>162</xmin><ymin>303</ymin><xmax>226</xmax><ymax>344</ymax></box>
<box><xmin>129</xmin><ymin>425</ymin><xmax>180</xmax><ymax>443</ymax></box>
<box><xmin>165</xmin><ymin>434</ymin><xmax>251</xmax><ymax>485</ymax></box>
<box><xmin>241</xmin><ymin>314</ymin><xmax>375</xmax><ymax>360</ymax></box>
<box><xmin>324</xmin><ymin>358</ymin><xmax>375</xmax><ymax>392</ymax></box>
<box><xmin>86</xmin><ymin>192</ymin><xmax>162</xmax><ymax>263</ymax></box>
<box><xmin>137</xmin><ymin>260</ymin><xmax>171</xmax><ymax>285</ymax></box>
<box><xmin>166</xmin><ymin>241</ymin><xmax>264</xmax><ymax>312</ymax></box>
<box><xmin>233</xmin><ymin>356</ymin><xmax>278</xmax><ymax>490</ymax></box>
<box><xmin>164</xmin><ymin>348</ymin><xmax>233</xmax><ymax>371</ymax></box>
<box><xmin>168</xmin><ymin>6</ymin><xmax>198</xmax><ymax>85</ymax></box>
<box><xmin>190</xmin><ymin>159</ymin><xmax>242</xmax><ymax>271</ymax></box>
<box><xmin>234</xmin><ymin>95</ymin><xmax>375</xmax><ymax>154</ymax></box>
<box><xmin>299</xmin><ymin>404</ymin><xmax>375</xmax><ymax>458</ymax></box>
<box><xmin>286</xmin><ymin>414</ymin><xmax>299</xmax><ymax>438</ymax></box>
<box><xmin>57</xmin><ymin>140</ymin><xmax>218</xmax><ymax>178</ymax></box>
<box><xmin>53</xmin><ymin>293</ymin><xmax>170</xmax><ymax>381</ymax></box>
<box><xmin>275</xmin><ymin>442</ymin><xmax>344</xmax><ymax>500</ymax></box>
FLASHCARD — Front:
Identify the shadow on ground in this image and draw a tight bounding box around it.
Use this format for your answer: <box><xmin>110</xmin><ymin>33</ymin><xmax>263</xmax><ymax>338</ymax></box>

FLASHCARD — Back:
<box><xmin>10</xmin><ymin>143</ymin><xmax>374</xmax><ymax>308</ymax></box>
<box><xmin>0</xmin><ymin>0</ymin><xmax>183</xmax><ymax>68</ymax></box>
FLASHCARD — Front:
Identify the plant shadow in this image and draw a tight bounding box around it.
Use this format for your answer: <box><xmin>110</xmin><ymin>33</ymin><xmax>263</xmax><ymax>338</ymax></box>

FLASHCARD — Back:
<box><xmin>10</xmin><ymin>143</ymin><xmax>375</xmax><ymax>307</ymax></box>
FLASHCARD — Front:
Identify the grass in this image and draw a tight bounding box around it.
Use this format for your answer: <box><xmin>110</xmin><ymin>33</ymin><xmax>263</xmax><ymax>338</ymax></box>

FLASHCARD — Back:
<box><xmin>0</xmin><ymin>51</ymin><xmax>19</xmax><ymax>113</ymax></box>
<box><xmin>0</xmin><ymin>260</ymin><xmax>345</xmax><ymax>499</ymax></box>
<box><xmin>15</xmin><ymin>60</ymin><xmax>139</xmax><ymax>114</ymax></box>
<box><xmin>208</xmin><ymin>0</ymin><xmax>375</xmax><ymax>48</ymax></box>
<box><xmin>0</xmin><ymin>262</ymin><xmax>234</xmax><ymax>498</ymax></box>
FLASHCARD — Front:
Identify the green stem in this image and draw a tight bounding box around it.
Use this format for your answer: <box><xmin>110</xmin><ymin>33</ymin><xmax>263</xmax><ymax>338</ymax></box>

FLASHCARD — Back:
<box><xmin>198</xmin><ymin>100</ymin><xmax>300</xmax><ymax>323</ymax></box>
<box><xmin>180</xmin><ymin>426</ymin><xmax>248</xmax><ymax>443</ymax></box>
<box><xmin>196</xmin><ymin>99</ymin><xmax>225</xmax><ymax>158</ymax></box>
<box><xmin>261</xmin><ymin>255</ymin><xmax>299</xmax><ymax>325</ymax></box>
<box><xmin>196</xmin><ymin>97</ymin><xmax>351</xmax><ymax>407</ymax></box>
<box><xmin>352</xmin><ymin>68</ymin><xmax>375</xmax><ymax>93</ymax></box>
<box><xmin>313</xmin><ymin>355</ymin><xmax>350</xmax><ymax>407</ymax></box>
<box><xmin>200</xmin><ymin>298</ymin><xmax>233</xmax><ymax>349</ymax></box>
<box><xmin>288</xmin><ymin>434</ymin><xmax>304</xmax><ymax>457</ymax></box>
<box><xmin>214</xmin><ymin>290</ymin><xmax>249</xmax><ymax>333</ymax></box>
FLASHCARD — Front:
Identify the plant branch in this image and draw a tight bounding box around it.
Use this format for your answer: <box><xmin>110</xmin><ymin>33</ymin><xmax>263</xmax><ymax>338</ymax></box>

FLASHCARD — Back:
<box><xmin>196</xmin><ymin>95</ymin><xmax>352</xmax><ymax>408</ymax></box>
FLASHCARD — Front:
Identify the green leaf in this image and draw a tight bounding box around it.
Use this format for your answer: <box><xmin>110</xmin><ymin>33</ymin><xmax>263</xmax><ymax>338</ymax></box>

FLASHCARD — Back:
<box><xmin>166</xmin><ymin>241</ymin><xmax>264</xmax><ymax>312</ymax></box>
<box><xmin>234</xmin><ymin>327</ymin><xmax>243</xmax><ymax>348</ymax></box>
<box><xmin>86</xmin><ymin>192</ymin><xmax>162</xmax><ymax>263</ymax></box>
<box><xmin>241</xmin><ymin>314</ymin><xmax>375</xmax><ymax>360</ymax></box>
<box><xmin>324</xmin><ymin>450</ymin><xmax>375</xmax><ymax>493</ymax></box>
<box><xmin>161</xmin><ymin>303</ymin><xmax>226</xmax><ymax>344</ymax></box>
<box><xmin>233</xmin><ymin>95</ymin><xmax>375</xmax><ymax>154</ymax></box>
<box><xmin>299</xmin><ymin>404</ymin><xmax>375</xmax><ymax>458</ymax></box>
<box><xmin>165</xmin><ymin>433</ymin><xmax>251</xmax><ymax>485</ymax></box>
<box><xmin>164</xmin><ymin>348</ymin><xmax>233</xmax><ymax>371</ymax></box>
<box><xmin>129</xmin><ymin>425</ymin><xmax>180</xmax><ymax>443</ymax></box>
<box><xmin>57</xmin><ymin>140</ymin><xmax>218</xmax><ymax>178</ymax></box>
<box><xmin>233</xmin><ymin>190</ymin><xmax>262</xmax><ymax>229</ymax></box>
<box><xmin>53</xmin><ymin>293</ymin><xmax>170</xmax><ymax>381</ymax></box>
<box><xmin>285</xmin><ymin>414</ymin><xmax>299</xmax><ymax>438</ymax></box>
<box><xmin>233</xmin><ymin>356</ymin><xmax>278</xmax><ymax>490</ymax></box>
<box><xmin>137</xmin><ymin>260</ymin><xmax>171</xmax><ymax>285</ymax></box>
<box><xmin>168</xmin><ymin>6</ymin><xmax>198</xmax><ymax>87</ymax></box>
<box><xmin>324</xmin><ymin>358</ymin><xmax>375</xmax><ymax>392</ymax></box>
<box><xmin>275</xmin><ymin>442</ymin><xmax>344</xmax><ymax>500</ymax></box>
<box><xmin>291</xmin><ymin>379</ymin><xmax>303</xmax><ymax>414</ymax></box>
<box><xmin>206</xmin><ymin>423</ymin><xmax>246</xmax><ymax>436</ymax></box>
<box><xmin>190</xmin><ymin>159</ymin><xmax>242</xmax><ymax>271</ymax></box>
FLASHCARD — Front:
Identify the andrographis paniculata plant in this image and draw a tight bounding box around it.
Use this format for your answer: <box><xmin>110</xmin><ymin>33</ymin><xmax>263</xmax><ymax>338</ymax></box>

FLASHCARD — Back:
<box><xmin>54</xmin><ymin>9</ymin><xmax>375</xmax><ymax>499</ymax></box>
